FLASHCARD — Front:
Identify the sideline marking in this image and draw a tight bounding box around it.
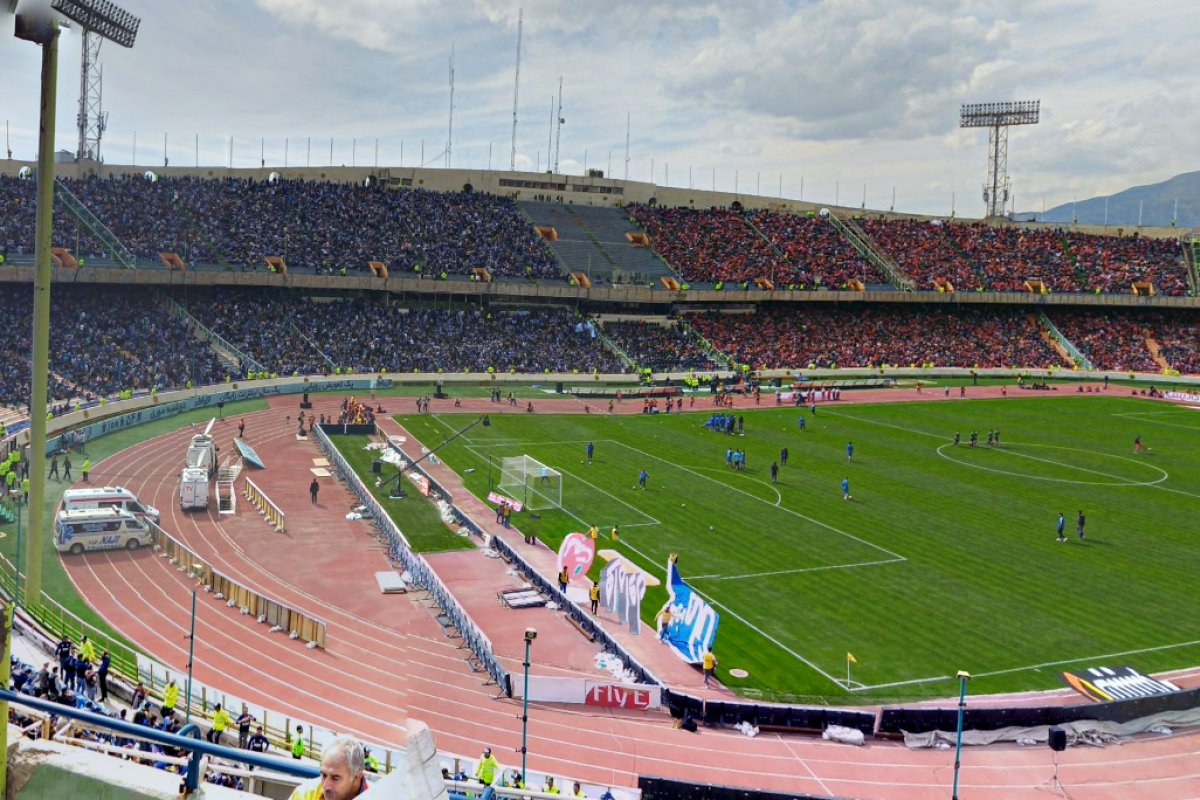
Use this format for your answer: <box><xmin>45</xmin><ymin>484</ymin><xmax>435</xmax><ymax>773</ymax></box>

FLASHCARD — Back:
<box><xmin>690</xmin><ymin>557</ymin><xmax>903</xmax><ymax>582</ymax></box>
<box><xmin>958</xmin><ymin>637</ymin><xmax>1200</xmax><ymax>682</ymax></box>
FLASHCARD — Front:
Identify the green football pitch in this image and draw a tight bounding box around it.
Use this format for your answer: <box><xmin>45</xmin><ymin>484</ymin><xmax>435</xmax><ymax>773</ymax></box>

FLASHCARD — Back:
<box><xmin>398</xmin><ymin>394</ymin><xmax>1200</xmax><ymax>703</ymax></box>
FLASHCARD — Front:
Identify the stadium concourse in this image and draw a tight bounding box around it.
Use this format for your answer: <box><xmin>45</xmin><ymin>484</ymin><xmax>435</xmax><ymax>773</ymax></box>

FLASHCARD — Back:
<box><xmin>57</xmin><ymin>387</ymin><xmax>1200</xmax><ymax>800</ymax></box>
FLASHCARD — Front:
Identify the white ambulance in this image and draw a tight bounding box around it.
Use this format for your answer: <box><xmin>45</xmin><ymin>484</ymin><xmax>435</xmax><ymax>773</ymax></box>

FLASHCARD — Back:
<box><xmin>54</xmin><ymin>508</ymin><xmax>152</xmax><ymax>555</ymax></box>
<box><xmin>61</xmin><ymin>486</ymin><xmax>161</xmax><ymax>525</ymax></box>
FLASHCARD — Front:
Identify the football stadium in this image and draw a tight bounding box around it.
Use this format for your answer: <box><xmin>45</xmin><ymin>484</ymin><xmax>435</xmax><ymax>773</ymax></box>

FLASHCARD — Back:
<box><xmin>1</xmin><ymin>2</ymin><xmax>1198</xmax><ymax>799</ymax></box>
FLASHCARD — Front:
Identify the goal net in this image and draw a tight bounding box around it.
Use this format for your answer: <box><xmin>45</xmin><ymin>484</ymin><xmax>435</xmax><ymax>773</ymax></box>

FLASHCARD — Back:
<box><xmin>498</xmin><ymin>455</ymin><xmax>563</xmax><ymax>511</ymax></box>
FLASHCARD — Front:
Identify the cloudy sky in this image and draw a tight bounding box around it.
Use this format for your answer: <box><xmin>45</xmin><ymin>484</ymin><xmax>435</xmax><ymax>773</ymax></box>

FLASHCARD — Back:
<box><xmin>1</xmin><ymin>0</ymin><xmax>1194</xmax><ymax>216</ymax></box>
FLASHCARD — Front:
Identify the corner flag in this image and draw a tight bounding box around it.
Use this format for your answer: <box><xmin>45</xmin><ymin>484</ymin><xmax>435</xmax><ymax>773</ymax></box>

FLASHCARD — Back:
<box><xmin>847</xmin><ymin>652</ymin><xmax>858</xmax><ymax>664</ymax></box>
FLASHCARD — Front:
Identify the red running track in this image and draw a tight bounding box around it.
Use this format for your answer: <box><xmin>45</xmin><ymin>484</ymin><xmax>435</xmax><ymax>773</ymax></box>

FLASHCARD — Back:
<box><xmin>60</xmin><ymin>388</ymin><xmax>1200</xmax><ymax>798</ymax></box>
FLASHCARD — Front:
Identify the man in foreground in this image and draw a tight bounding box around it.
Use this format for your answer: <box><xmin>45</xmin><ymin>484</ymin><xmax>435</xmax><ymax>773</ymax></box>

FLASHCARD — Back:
<box><xmin>288</xmin><ymin>737</ymin><xmax>370</xmax><ymax>800</ymax></box>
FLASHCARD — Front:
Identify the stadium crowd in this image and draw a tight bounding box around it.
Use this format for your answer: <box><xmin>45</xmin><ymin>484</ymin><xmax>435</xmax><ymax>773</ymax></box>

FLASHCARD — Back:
<box><xmin>1047</xmin><ymin>309</ymin><xmax>1191</xmax><ymax>373</ymax></box>
<box><xmin>183</xmin><ymin>290</ymin><xmax>624</xmax><ymax>375</ymax></box>
<box><xmin>0</xmin><ymin>287</ymin><xmax>225</xmax><ymax>410</ymax></box>
<box><xmin>627</xmin><ymin>205</ymin><xmax>781</xmax><ymax>285</ymax></box>
<box><xmin>747</xmin><ymin>210</ymin><xmax>886</xmax><ymax>287</ymax></box>
<box><xmin>1150</xmin><ymin>314</ymin><xmax>1200</xmax><ymax>374</ymax></box>
<box><xmin>601</xmin><ymin>319</ymin><xmax>718</xmax><ymax>372</ymax></box>
<box><xmin>858</xmin><ymin>218</ymin><xmax>980</xmax><ymax>290</ymax></box>
<box><xmin>691</xmin><ymin>306</ymin><xmax>1067</xmax><ymax>370</ymax></box>
<box><xmin>0</xmin><ymin>175</ymin><xmax>560</xmax><ymax>278</ymax></box>
<box><xmin>4</xmin><ymin>284</ymin><xmax>1198</xmax><ymax>416</ymax></box>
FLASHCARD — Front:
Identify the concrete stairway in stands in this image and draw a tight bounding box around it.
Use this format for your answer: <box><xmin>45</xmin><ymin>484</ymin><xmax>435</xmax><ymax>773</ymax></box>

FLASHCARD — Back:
<box><xmin>520</xmin><ymin>202</ymin><xmax>679</xmax><ymax>285</ymax></box>
<box><xmin>1145</xmin><ymin>336</ymin><xmax>1171</xmax><ymax>372</ymax></box>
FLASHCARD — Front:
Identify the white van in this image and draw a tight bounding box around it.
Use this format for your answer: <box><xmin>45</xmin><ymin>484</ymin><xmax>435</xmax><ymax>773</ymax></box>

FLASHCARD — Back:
<box><xmin>54</xmin><ymin>508</ymin><xmax>152</xmax><ymax>555</ymax></box>
<box><xmin>61</xmin><ymin>486</ymin><xmax>161</xmax><ymax>525</ymax></box>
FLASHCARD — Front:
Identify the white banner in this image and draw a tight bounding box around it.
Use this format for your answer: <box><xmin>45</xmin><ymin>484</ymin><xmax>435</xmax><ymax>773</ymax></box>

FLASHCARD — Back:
<box><xmin>511</xmin><ymin>676</ymin><xmax>661</xmax><ymax>709</ymax></box>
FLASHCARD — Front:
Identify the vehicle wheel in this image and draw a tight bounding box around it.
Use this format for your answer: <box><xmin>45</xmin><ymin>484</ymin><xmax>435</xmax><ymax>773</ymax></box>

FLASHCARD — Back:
<box><xmin>69</xmin><ymin>543</ymin><xmax>84</xmax><ymax>555</ymax></box>
<box><xmin>125</xmin><ymin>538</ymin><xmax>140</xmax><ymax>551</ymax></box>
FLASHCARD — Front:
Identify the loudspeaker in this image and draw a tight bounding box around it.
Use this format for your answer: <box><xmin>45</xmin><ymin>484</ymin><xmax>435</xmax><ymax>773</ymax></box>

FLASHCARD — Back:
<box><xmin>555</xmin><ymin>382</ymin><xmax>564</xmax><ymax>393</ymax></box>
<box><xmin>371</xmin><ymin>459</ymin><xmax>382</xmax><ymax>475</ymax></box>
<box><xmin>300</xmin><ymin>392</ymin><xmax>312</xmax><ymax>410</ymax></box>
<box><xmin>679</xmin><ymin>714</ymin><xmax>697</xmax><ymax>733</ymax></box>
<box><xmin>1048</xmin><ymin>726</ymin><xmax>1067</xmax><ymax>752</ymax></box>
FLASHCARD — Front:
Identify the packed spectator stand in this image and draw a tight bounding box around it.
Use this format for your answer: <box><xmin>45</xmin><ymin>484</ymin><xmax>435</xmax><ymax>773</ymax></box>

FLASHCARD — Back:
<box><xmin>0</xmin><ymin>175</ymin><xmax>561</xmax><ymax>278</ymax></box>
<box><xmin>181</xmin><ymin>290</ymin><xmax>624</xmax><ymax>376</ymax></box>
<box><xmin>601</xmin><ymin>320</ymin><xmax>718</xmax><ymax>372</ymax></box>
<box><xmin>1046</xmin><ymin>309</ymin><xmax>1195</xmax><ymax>373</ymax></box>
<box><xmin>0</xmin><ymin>286</ymin><xmax>225</xmax><ymax>411</ymax></box>
<box><xmin>746</xmin><ymin>209</ymin><xmax>887</xmax><ymax>287</ymax></box>
<box><xmin>691</xmin><ymin>306</ymin><xmax>1066</xmax><ymax>371</ymax></box>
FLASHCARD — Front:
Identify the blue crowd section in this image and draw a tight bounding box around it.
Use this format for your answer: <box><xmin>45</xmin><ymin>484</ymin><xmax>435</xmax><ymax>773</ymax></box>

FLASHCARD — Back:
<box><xmin>0</xmin><ymin>175</ymin><xmax>561</xmax><ymax>278</ymax></box>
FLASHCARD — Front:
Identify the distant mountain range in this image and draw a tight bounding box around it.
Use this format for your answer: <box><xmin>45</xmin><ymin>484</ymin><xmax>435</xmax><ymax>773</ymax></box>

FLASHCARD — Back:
<box><xmin>1018</xmin><ymin>171</ymin><xmax>1200</xmax><ymax>229</ymax></box>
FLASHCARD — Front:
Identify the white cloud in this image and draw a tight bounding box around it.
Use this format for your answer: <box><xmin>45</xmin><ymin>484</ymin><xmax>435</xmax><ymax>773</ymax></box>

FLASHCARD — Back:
<box><xmin>0</xmin><ymin>0</ymin><xmax>1196</xmax><ymax>214</ymax></box>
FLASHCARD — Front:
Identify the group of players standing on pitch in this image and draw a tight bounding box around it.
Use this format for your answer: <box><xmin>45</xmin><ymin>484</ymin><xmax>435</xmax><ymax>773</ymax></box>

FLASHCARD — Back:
<box><xmin>951</xmin><ymin>429</ymin><xmax>1001</xmax><ymax>448</ymax></box>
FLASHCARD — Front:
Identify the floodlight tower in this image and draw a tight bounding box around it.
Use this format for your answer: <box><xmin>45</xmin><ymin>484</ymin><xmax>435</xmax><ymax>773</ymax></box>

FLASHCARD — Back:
<box><xmin>960</xmin><ymin>100</ymin><xmax>1039</xmax><ymax>218</ymax></box>
<box><xmin>13</xmin><ymin>0</ymin><xmax>139</xmax><ymax>606</ymax></box>
<box><xmin>76</xmin><ymin>29</ymin><xmax>105</xmax><ymax>161</ymax></box>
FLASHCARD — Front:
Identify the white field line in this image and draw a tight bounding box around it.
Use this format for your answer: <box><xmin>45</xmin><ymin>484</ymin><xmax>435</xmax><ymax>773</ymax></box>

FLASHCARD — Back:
<box><xmin>830</xmin><ymin>408</ymin><xmax>1200</xmax><ymax>500</ymax></box>
<box><xmin>462</xmin><ymin>443</ymin><xmax>660</xmax><ymax>530</ymax></box>
<box><xmin>935</xmin><ymin>443</ymin><xmax>1169</xmax><ymax>487</ymax></box>
<box><xmin>608</xmin><ymin>439</ymin><xmax>907</xmax><ymax>563</ymax></box>
<box><xmin>621</xmin><ymin>526</ymin><xmax>855</xmax><ymax>692</ymax></box>
<box><xmin>848</xmin><ymin>635</ymin><xmax>1200</xmax><ymax>692</ymax></box>
<box><xmin>689</xmin><ymin>556</ymin><xmax>905</xmax><ymax>582</ymax></box>
<box><xmin>964</xmin><ymin>637</ymin><xmax>1200</xmax><ymax>681</ymax></box>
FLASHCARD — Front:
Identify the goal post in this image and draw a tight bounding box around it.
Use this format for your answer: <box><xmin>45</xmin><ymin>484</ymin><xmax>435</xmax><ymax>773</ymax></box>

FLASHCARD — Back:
<box><xmin>498</xmin><ymin>455</ymin><xmax>563</xmax><ymax>511</ymax></box>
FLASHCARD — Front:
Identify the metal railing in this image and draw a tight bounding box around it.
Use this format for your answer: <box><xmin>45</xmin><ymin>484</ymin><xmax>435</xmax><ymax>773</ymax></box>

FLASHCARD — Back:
<box><xmin>0</xmin><ymin>688</ymin><xmax>317</xmax><ymax>793</ymax></box>
<box><xmin>163</xmin><ymin>296</ymin><xmax>268</xmax><ymax>374</ymax></box>
<box><xmin>828</xmin><ymin>212</ymin><xmax>916</xmax><ymax>291</ymax></box>
<box><xmin>313</xmin><ymin>425</ymin><xmax>510</xmax><ymax>694</ymax></box>
<box><xmin>53</xmin><ymin>179</ymin><xmax>137</xmax><ymax>270</ymax></box>
<box><xmin>147</xmin><ymin>521</ymin><xmax>326</xmax><ymax>648</ymax></box>
<box><xmin>243</xmin><ymin>476</ymin><xmax>286</xmax><ymax>532</ymax></box>
<box><xmin>1037</xmin><ymin>310</ymin><xmax>1093</xmax><ymax>370</ymax></box>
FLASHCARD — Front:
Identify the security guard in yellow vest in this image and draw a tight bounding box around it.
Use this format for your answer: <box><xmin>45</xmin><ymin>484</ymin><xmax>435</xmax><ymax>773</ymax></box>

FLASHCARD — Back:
<box><xmin>474</xmin><ymin>746</ymin><xmax>499</xmax><ymax>785</ymax></box>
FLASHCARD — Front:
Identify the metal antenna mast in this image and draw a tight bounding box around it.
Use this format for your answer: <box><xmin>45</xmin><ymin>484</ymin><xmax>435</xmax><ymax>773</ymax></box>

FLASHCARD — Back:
<box><xmin>446</xmin><ymin>46</ymin><xmax>454</xmax><ymax>169</ymax></box>
<box><xmin>960</xmin><ymin>100</ymin><xmax>1040</xmax><ymax>218</ymax></box>
<box><xmin>509</xmin><ymin>8</ymin><xmax>522</xmax><ymax>171</ymax></box>
<box><xmin>553</xmin><ymin>76</ymin><xmax>563</xmax><ymax>174</ymax></box>
<box><xmin>624</xmin><ymin>111</ymin><xmax>630</xmax><ymax>181</ymax></box>
<box><xmin>76</xmin><ymin>29</ymin><xmax>106</xmax><ymax>161</ymax></box>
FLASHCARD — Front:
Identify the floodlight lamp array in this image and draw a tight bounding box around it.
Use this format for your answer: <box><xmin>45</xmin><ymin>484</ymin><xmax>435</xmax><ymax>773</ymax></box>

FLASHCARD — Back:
<box><xmin>51</xmin><ymin>0</ymin><xmax>139</xmax><ymax>47</ymax></box>
<box><xmin>959</xmin><ymin>100</ymin><xmax>1040</xmax><ymax>128</ymax></box>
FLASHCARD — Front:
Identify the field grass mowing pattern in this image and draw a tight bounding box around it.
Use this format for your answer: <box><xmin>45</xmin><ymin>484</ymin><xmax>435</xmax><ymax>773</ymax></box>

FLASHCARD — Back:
<box><xmin>399</xmin><ymin>396</ymin><xmax>1200</xmax><ymax>703</ymax></box>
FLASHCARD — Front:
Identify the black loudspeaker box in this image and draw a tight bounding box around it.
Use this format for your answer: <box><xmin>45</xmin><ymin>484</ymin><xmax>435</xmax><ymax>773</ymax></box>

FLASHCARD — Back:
<box><xmin>1048</xmin><ymin>726</ymin><xmax>1067</xmax><ymax>752</ymax></box>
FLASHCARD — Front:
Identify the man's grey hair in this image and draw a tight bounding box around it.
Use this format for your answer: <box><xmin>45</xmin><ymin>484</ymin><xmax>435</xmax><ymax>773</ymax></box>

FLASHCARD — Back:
<box><xmin>323</xmin><ymin>737</ymin><xmax>365</xmax><ymax>776</ymax></box>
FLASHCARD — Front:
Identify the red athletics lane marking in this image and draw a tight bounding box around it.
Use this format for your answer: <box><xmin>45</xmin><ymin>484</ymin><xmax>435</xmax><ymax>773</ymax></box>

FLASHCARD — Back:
<box><xmin>59</xmin><ymin>393</ymin><xmax>1200</xmax><ymax>798</ymax></box>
